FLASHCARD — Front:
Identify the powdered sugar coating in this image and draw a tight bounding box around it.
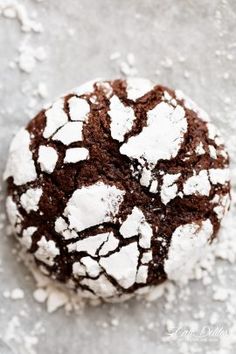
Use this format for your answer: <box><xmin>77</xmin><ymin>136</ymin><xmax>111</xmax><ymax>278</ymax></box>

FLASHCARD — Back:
<box><xmin>64</xmin><ymin>147</ymin><xmax>89</xmax><ymax>163</ymax></box>
<box><xmin>164</xmin><ymin>219</ymin><xmax>213</xmax><ymax>283</ymax></box>
<box><xmin>183</xmin><ymin>170</ymin><xmax>211</xmax><ymax>196</ymax></box>
<box><xmin>68</xmin><ymin>96</ymin><xmax>90</xmax><ymax>121</ymax></box>
<box><xmin>38</xmin><ymin>145</ymin><xmax>58</xmax><ymax>173</ymax></box>
<box><xmin>99</xmin><ymin>242</ymin><xmax>139</xmax><ymax>289</ymax></box>
<box><xmin>6</xmin><ymin>196</ymin><xmax>22</xmax><ymax>230</ymax></box>
<box><xmin>126</xmin><ymin>78</ymin><xmax>154</xmax><ymax>100</ymax></box>
<box><xmin>120</xmin><ymin>102</ymin><xmax>187</xmax><ymax>168</ymax></box>
<box><xmin>35</xmin><ymin>237</ymin><xmax>60</xmax><ymax>266</ymax></box>
<box><xmin>20</xmin><ymin>227</ymin><xmax>37</xmax><ymax>250</ymax></box>
<box><xmin>43</xmin><ymin>99</ymin><xmax>68</xmax><ymax>138</ymax></box>
<box><xmin>161</xmin><ymin>173</ymin><xmax>181</xmax><ymax>204</ymax></box>
<box><xmin>52</xmin><ymin>121</ymin><xmax>83</xmax><ymax>145</ymax></box>
<box><xmin>209</xmin><ymin>168</ymin><xmax>230</xmax><ymax>185</ymax></box>
<box><xmin>67</xmin><ymin>232</ymin><xmax>111</xmax><ymax>255</ymax></box>
<box><xmin>20</xmin><ymin>188</ymin><xmax>42</xmax><ymax>213</ymax></box>
<box><xmin>4</xmin><ymin>78</ymin><xmax>230</xmax><ymax>301</ymax></box>
<box><xmin>64</xmin><ymin>182</ymin><xmax>125</xmax><ymax>232</ymax></box>
<box><xmin>108</xmin><ymin>95</ymin><xmax>136</xmax><ymax>142</ymax></box>
<box><xmin>4</xmin><ymin>129</ymin><xmax>37</xmax><ymax>185</ymax></box>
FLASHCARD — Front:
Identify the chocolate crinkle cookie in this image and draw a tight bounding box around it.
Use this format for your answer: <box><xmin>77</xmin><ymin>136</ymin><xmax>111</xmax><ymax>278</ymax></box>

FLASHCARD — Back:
<box><xmin>4</xmin><ymin>78</ymin><xmax>230</xmax><ymax>302</ymax></box>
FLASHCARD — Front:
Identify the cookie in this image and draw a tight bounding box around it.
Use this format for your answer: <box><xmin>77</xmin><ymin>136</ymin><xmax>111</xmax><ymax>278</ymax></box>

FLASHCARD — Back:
<box><xmin>4</xmin><ymin>78</ymin><xmax>230</xmax><ymax>301</ymax></box>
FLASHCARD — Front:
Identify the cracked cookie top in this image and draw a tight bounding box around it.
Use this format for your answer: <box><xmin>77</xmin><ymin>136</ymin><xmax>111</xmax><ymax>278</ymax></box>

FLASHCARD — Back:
<box><xmin>4</xmin><ymin>78</ymin><xmax>230</xmax><ymax>301</ymax></box>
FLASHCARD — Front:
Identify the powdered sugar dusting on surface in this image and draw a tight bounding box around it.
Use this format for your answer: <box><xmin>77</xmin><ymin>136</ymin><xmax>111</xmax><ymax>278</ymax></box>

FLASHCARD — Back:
<box><xmin>43</xmin><ymin>99</ymin><xmax>68</xmax><ymax>138</ymax></box>
<box><xmin>108</xmin><ymin>95</ymin><xmax>136</xmax><ymax>142</ymax></box>
<box><xmin>126</xmin><ymin>78</ymin><xmax>154</xmax><ymax>100</ymax></box>
<box><xmin>20</xmin><ymin>188</ymin><xmax>42</xmax><ymax>213</ymax></box>
<box><xmin>64</xmin><ymin>147</ymin><xmax>89</xmax><ymax>163</ymax></box>
<box><xmin>38</xmin><ymin>146</ymin><xmax>58</xmax><ymax>173</ymax></box>
<box><xmin>161</xmin><ymin>173</ymin><xmax>181</xmax><ymax>204</ymax></box>
<box><xmin>120</xmin><ymin>102</ymin><xmax>187</xmax><ymax>168</ymax></box>
<box><xmin>64</xmin><ymin>182</ymin><xmax>125</xmax><ymax>232</ymax></box>
<box><xmin>1</xmin><ymin>2</ymin><xmax>236</xmax><ymax>354</ymax></box>
<box><xmin>6</xmin><ymin>196</ymin><xmax>22</xmax><ymax>230</ymax></box>
<box><xmin>183</xmin><ymin>170</ymin><xmax>211</xmax><ymax>196</ymax></box>
<box><xmin>20</xmin><ymin>227</ymin><xmax>37</xmax><ymax>250</ymax></box>
<box><xmin>68</xmin><ymin>96</ymin><xmax>90</xmax><ymax>121</ymax></box>
<box><xmin>35</xmin><ymin>237</ymin><xmax>60</xmax><ymax>266</ymax></box>
<box><xmin>119</xmin><ymin>207</ymin><xmax>153</xmax><ymax>248</ymax></box>
<box><xmin>4</xmin><ymin>129</ymin><xmax>37</xmax><ymax>186</ymax></box>
<box><xmin>99</xmin><ymin>242</ymin><xmax>139</xmax><ymax>289</ymax></box>
<box><xmin>209</xmin><ymin>168</ymin><xmax>230</xmax><ymax>185</ymax></box>
<box><xmin>164</xmin><ymin>219</ymin><xmax>213</xmax><ymax>284</ymax></box>
<box><xmin>67</xmin><ymin>232</ymin><xmax>111</xmax><ymax>256</ymax></box>
<box><xmin>52</xmin><ymin>121</ymin><xmax>83</xmax><ymax>145</ymax></box>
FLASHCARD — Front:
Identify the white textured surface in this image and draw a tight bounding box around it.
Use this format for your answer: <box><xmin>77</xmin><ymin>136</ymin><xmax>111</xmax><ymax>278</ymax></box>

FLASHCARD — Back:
<box><xmin>0</xmin><ymin>1</ymin><xmax>236</xmax><ymax>354</ymax></box>
<box><xmin>38</xmin><ymin>145</ymin><xmax>58</xmax><ymax>173</ymax></box>
<box><xmin>64</xmin><ymin>182</ymin><xmax>125</xmax><ymax>232</ymax></box>
<box><xmin>120</xmin><ymin>102</ymin><xmax>187</xmax><ymax>167</ymax></box>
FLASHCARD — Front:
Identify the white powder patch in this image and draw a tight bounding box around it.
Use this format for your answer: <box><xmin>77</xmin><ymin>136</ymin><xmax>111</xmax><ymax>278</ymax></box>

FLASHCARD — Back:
<box><xmin>207</xmin><ymin>122</ymin><xmax>224</xmax><ymax>145</ymax></box>
<box><xmin>141</xmin><ymin>250</ymin><xmax>152</xmax><ymax>264</ymax></box>
<box><xmin>43</xmin><ymin>99</ymin><xmax>68</xmax><ymax>138</ymax></box>
<box><xmin>52</xmin><ymin>121</ymin><xmax>83</xmax><ymax>145</ymax></box>
<box><xmin>136</xmin><ymin>265</ymin><xmax>148</xmax><ymax>283</ymax></box>
<box><xmin>35</xmin><ymin>236</ymin><xmax>60</xmax><ymax>266</ymax></box>
<box><xmin>126</xmin><ymin>78</ymin><xmax>154</xmax><ymax>100</ymax></box>
<box><xmin>64</xmin><ymin>182</ymin><xmax>125</xmax><ymax>232</ymax></box>
<box><xmin>6</xmin><ymin>196</ymin><xmax>22</xmax><ymax>229</ymax></box>
<box><xmin>161</xmin><ymin>173</ymin><xmax>181</xmax><ymax>204</ymax></box>
<box><xmin>64</xmin><ymin>147</ymin><xmax>89</xmax><ymax>163</ymax></box>
<box><xmin>20</xmin><ymin>188</ymin><xmax>42</xmax><ymax>213</ymax></box>
<box><xmin>99</xmin><ymin>242</ymin><xmax>139</xmax><ymax>288</ymax></box>
<box><xmin>80</xmin><ymin>257</ymin><xmax>101</xmax><ymax>277</ymax></box>
<box><xmin>38</xmin><ymin>145</ymin><xmax>58</xmax><ymax>173</ymax></box>
<box><xmin>120</xmin><ymin>102</ymin><xmax>187</xmax><ymax>168</ymax></box>
<box><xmin>213</xmin><ymin>194</ymin><xmax>230</xmax><ymax>220</ymax></box>
<box><xmin>149</xmin><ymin>180</ymin><xmax>158</xmax><ymax>193</ymax></box>
<box><xmin>209</xmin><ymin>145</ymin><xmax>217</xmax><ymax>159</ymax></box>
<box><xmin>195</xmin><ymin>142</ymin><xmax>205</xmax><ymax>155</ymax></box>
<box><xmin>73</xmin><ymin>79</ymin><xmax>100</xmax><ymax>96</ymax></box>
<box><xmin>20</xmin><ymin>226</ymin><xmax>37</xmax><ymax>249</ymax></box>
<box><xmin>46</xmin><ymin>289</ymin><xmax>68</xmax><ymax>313</ymax></box>
<box><xmin>99</xmin><ymin>233</ymin><xmax>119</xmax><ymax>256</ymax></box>
<box><xmin>139</xmin><ymin>222</ymin><xmax>153</xmax><ymax>249</ymax></box>
<box><xmin>209</xmin><ymin>168</ymin><xmax>230</xmax><ymax>185</ymax></box>
<box><xmin>183</xmin><ymin>170</ymin><xmax>211</xmax><ymax>196</ymax></box>
<box><xmin>80</xmin><ymin>274</ymin><xmax>118</xmax><ymax>298</ymax></box>
<box><xmin>4</xmin><ymin>129</ymin><xmax>37</xmax><ymax>185</ymax></box>
<box><xmin>54</xmin><ymin>217</ymin><xmax>78</xmax><ymax>240</ymax></box>
<box><xmin>68</xmin><ymin>96</ymin><xmax>90</xmax><ymax>121</ymax></box>
<box><xmin>17</xmin><ymin>45</ymin><xmax>46</xmax><ymax>73</ymax></box>
<box><xmin>67</xmin><ymin>232</ymin><xmax>110</xmax><ymax>256</ymax></box>
<box><xmin>163</xmin><ymin>91</ymin><xmax>172</xmax><ymax>102</ymax></box>
<box><xmin>120</xmin><ymin>207</ymin><xmax>153</xmax><ymax>248</ymax></box>
<box><xmin>72</xmin><ymin>262</ymin><xmax>86</xmax><ymax>277</ymax></box>
<box><xmin>108</xmin><ymin>95</ymin><xmax>136</xmax><ymax>142</ymax></box>
<box><xmin>140</xmin><ymin>167</ymin><xmax>152</xmax><ymax>187</ymax></box>
<box><xmin>10</xmin><ymin>288</ymin><xmax>24</xmax><ymax>300</ymax></box>
<box><xmin>96</xmin><ymin>82</ymin><xmax>113</xmax><ymax>97</ymax></box>
<box><xmin>164</xmin><ymin>219</ymin><xmax>213</xmax><ymax>283</ymax></box>
<box><xmin>120</xmin><ymin>207</ymin><xmax>144</xmax><ymax>238</ymax></box>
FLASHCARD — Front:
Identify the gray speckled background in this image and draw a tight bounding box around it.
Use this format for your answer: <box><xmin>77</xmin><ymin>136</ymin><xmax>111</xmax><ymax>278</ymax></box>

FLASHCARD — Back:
<box><xmin>0</xmin><ymin>0</ymin><xmax>236</xmax><ymax>353</ymax></box>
